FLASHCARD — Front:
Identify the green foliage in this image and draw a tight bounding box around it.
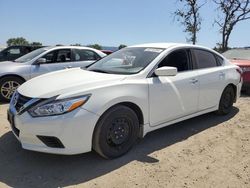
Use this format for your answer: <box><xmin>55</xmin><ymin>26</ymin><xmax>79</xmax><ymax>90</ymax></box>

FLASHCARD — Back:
<box><xmin>118</xmin><ymin>44</ymin><xmax>127</xmax><ymax>49</ymax></box>
<box><xmin>70</xmin><ymin>43</ymin><xmax>82</xmax><ymax>46</ymax></box>
<box><xmin>6</xmin><ymin>37</ymin><xmax>29</xmax><ymax>46</ymax></box>
<box><xmin>30</xmin><ymin>42</ymin><xmax>43</xmax><ymax>46</ymax></box>
<box><xmin>87</xmin><ymin>44</ymin><xmax>102</xmax><ymax>50</ymax></box>
<box><xmin>6</xmin><ymin>37</ymin><xmax>43</xmax><ymax>47</ymax></box>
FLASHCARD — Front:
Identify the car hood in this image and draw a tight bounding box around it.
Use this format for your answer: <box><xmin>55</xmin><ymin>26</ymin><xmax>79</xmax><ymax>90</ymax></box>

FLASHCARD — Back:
<box><xmin>18</xmin><ymin>68</ymin><xmax>126</xmax><ymax>98</ymax></box>
<box><xmin>0</xmin><ymin>61</ymin><xmax>27</xmax><ymax>69</ymax></box>
<box><xmin>229</xmin><ymin>59</ymin><xmax>250</xmax><ymax>67</ymax></box>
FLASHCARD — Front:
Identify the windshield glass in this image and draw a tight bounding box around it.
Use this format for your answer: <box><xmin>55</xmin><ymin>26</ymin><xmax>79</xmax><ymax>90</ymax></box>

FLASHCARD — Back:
<box><xmin>15</xmin><ymin>48</ymin><xmax>47</xmax><ymax>63</ymax></box>
<box><xmin>223</xmin><ymin>49</ymin><xmax>250</xmax><ymax>60</ymax></box>
<box><xmin>87</xmin><ymin>47</ymin><xmax>164</xmax><ymax>74</ymax></box>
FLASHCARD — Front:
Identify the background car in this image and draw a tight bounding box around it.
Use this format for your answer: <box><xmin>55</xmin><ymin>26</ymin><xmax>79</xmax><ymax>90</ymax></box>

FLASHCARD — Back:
<box><xmin>0</xmin><ymin>46</ymin><xmax>106</xmax><ymax>101</ymax></box>
<box><xmin>101</xmin><ymin>50</ymin><xmax>113</xmax><ymax>55</ymax></box>
<box><xmin>8</xmin><ymin>43</ymin><xmax>242</xmax><ymax>159</ymax></box>
<box><xmin>223</xmin><ymin>48</ymin><xmax>250</xmax><ymax>93</ymax></box>
<box><xmin>0</xmin><ymin>45</ymin><xmax>43</xmax><ymax>62</ymax></box>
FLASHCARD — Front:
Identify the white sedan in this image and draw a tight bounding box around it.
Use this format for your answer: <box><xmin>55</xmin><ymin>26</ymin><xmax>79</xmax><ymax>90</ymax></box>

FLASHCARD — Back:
<box><xmin>8</xmin><ymin>43</ymin><xmax>242</xmax><ymax>159</ymax></box>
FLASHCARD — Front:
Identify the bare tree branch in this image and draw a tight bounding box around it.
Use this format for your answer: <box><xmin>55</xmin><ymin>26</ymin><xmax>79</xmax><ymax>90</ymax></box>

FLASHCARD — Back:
<box><xmin>214</xmin><ymin>0</ymin><xmax>250</xmax><ymax>52</ymax></box>
<box><xmin>174</xmin><ymin>0</ymin><xmax>205</xmax><ymax>44</ymax></box>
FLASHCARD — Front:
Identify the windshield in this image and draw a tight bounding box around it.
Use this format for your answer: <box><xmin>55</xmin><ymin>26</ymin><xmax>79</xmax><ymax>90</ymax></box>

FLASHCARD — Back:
<box><xmin>15</xmin><ymin>48</ymin><xmax>47</xmax><ymax>63</ymax></box>
<box><xmin>223</xmin><ymin>49</ymin><xmax>250</xmax><ymax>60</ymax></box>
<box><xmin>87</xmin><ymin>47</ymin><xmax>164</xmax><ymax>74</ymax></box>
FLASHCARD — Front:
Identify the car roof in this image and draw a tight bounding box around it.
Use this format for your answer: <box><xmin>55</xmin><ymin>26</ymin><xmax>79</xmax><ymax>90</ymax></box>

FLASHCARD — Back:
<box><xmin>133</xmin><ymin>42</ymin><xmax>209</xmax><ymax>48</ymax></box>
<box><xmin>129</xmin><ymin>43</ymin><xmax>216</xmax><ymax>51</ymax></box>
<box><xmin>42</xmin><ymin>46</ymin><xmax>99</xmax><ymax>50</ymax></box>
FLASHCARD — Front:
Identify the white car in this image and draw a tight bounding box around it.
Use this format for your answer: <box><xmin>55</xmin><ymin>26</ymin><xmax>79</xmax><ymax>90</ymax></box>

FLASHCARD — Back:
<box><xmin>8</xmin><ymin>43</ymin><xmax>242</xmax><ymax>159</ymax></box>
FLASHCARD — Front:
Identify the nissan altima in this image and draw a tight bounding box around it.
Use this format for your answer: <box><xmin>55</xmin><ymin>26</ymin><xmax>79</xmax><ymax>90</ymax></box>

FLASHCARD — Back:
<box><xmin>8</xmin><ymin>43</ymin><xmax>242</xmax><ymax>159</ymax></box>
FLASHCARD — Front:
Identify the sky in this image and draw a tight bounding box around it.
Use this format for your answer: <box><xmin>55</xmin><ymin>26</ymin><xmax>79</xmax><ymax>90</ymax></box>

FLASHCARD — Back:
<box><xmin>0</xmin><ymin>0</ymin><xmax>250</xmax><ymax>48</ymax></box>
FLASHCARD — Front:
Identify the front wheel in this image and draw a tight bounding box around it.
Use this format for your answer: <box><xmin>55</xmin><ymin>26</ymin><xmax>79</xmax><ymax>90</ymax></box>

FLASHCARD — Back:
<box><xmin>216</xmin><ymin>85</ymin><xmax>235</xmax><ymax>115</ymax></box>
<box><xmin>0</xmin><ymin>77</ymin><xmax>24</xmax><ymax>102</ymax></box>
<box><xmin>93</xmin><ymin>105</ymin><xmax>140</xmax><ymax>159</ymax></box>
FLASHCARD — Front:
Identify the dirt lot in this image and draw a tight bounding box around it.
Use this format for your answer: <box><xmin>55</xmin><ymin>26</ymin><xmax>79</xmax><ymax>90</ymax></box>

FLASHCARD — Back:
<box><xmin>0</xmin><ymin>96</ymin><xmax>249</xmax><ymax>188</ymax></box>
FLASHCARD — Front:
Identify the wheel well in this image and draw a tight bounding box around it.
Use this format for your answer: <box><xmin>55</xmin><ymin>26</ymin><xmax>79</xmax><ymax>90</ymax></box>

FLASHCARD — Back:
<box><xmin>117</xmin><ymin>102</ymin><xmax>144</xmax><ymax>125</ymax></box>
<box><xmin>227</xmin><ymin>83</ymin><xmax>237</xmax><ymax>102</ymax></box>
<box><xmin>0</xmin><ymin>74</ymin><xmax>26</xmax><ymax>82</ymax></box>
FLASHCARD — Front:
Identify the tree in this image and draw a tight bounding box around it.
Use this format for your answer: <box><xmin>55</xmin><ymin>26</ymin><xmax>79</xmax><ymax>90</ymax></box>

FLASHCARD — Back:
<box><xmin>118</xmin><ymin>44</ymin><xmax>127</xmax><ymax>49</ymax></box>
<box><xmin>174</xmin><ymin>0</ymin><xmax>205</xmax><ymax>44</ymax></box>
<box><xmin>70</xmin><ymin>43</ymin><xmax>81</xmax><ymax>46</ymax></box>
<box><xmin>6</xmin><ymin>37</ymin><xmax>29</xmax><ymax>46</ymax></box>
<box><xmin>213</xmin><ymin>0</ymin><xmax>250</xmax><ymax>52</ymax></box>
<box><xmin>87</xmin><ymin>44</ymin><xmax>102</xmax><ymax>50</ymax></box>
<box><xmin>30</xmin><ymin>42</ymin><xmax>42</xmax><ymax>46</ymax></box>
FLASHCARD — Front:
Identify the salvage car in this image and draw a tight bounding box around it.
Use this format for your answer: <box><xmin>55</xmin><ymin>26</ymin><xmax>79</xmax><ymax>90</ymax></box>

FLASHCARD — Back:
<box><xmin>223</xmin><ymin>48</ymin><xmax>250</xmax><ymax>93</ymax></box>
<box><xmin>8</xmin><ymin>43</ymin><xmax>242</xmax><ymax>159</ymax></box>
<box><xmin>0</xmin><ymin>46</ymin><xmax>106</xmax><ymax>101</ymax></box>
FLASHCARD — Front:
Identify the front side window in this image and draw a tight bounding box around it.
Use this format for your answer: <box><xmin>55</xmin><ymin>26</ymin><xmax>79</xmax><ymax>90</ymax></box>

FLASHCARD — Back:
<box><xmin>87</xmin><ymin>47</ymin><xmax>164</xmax><ymax>74</ymax></box>
<box><xmin>41</xmin><ymin>49</ymin><xmax>71</xmax><ymax>63</ymax></box>
<box><xmin>157</xmin><ymin>49</ymin><xmax>190</xmax><ymax>72</ymax></box>
<box><xmin>56</xmin><ymin>49</ymin><xmax>71</xmax><ymax>62</ymax></box>
<box><xmin>15</xmin><ymin>47</ymin><xmax>47</xmax><ymax>63</ymax></box>
<box><xmin>73</xmin><ymin>49</ymin><xmax>100</xmax><ymax>61</ymax></box>
<box><xmin>194</xmin><ymin>49</ymin><xmax>217</xmax><ymax>69</ymax></box>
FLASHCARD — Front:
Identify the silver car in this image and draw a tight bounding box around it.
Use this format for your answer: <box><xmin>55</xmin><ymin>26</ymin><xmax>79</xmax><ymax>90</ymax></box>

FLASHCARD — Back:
<box><xmin>0</xmin><ymin>46</ymin><xmax>106</xmax><ymax>101</ymax></box>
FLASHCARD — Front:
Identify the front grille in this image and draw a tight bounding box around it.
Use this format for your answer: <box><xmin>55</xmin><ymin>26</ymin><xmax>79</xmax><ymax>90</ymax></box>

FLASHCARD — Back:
<box><xmin>15</xmin><ymin>94</ymin><xmax>32</xmax><ymax>112</ymax></box>
<box><xmin>37</xmin><ymin>136</ymin><xmax>65</xmax><ymax>148</ymax></box>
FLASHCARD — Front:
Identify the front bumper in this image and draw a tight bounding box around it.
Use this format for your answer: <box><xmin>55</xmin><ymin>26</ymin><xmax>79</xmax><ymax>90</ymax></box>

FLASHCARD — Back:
<box><xmin>8</xmin><ymin>106</ymin><xmax>99</xmax><ymax>155</ymax></box>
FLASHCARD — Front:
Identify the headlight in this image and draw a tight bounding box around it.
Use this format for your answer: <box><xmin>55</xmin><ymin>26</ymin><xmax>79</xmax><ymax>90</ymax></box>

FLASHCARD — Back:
<box><xmin>28</xmin><ymin>95</ymin><xmax>91</xmax><ymax>117</ymax></box>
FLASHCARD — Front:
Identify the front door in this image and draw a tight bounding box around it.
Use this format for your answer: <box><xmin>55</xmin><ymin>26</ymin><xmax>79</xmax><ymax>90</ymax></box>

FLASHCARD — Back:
<box><xmin>30</xmin><ymin>49</ymin><xmax>73</xmax><ymax>78</ymax></box>
<box><xmin>148</xmin><ymin>49</ymin><xmax>199</xmax><ymax>127</ymax></box>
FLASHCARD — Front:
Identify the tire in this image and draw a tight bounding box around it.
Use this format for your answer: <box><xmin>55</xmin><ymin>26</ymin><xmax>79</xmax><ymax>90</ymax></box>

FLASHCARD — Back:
<box><xmin>216</xmin><ymin>85</ymin><xmax>235</xmax><ymax>115</ymax></box>
<box><xmin>93</xmin><ymin>105</ymin><xmax>140</xmax><ymax>159</ymax></box>
<box><xmin>0</xmin><ymin>76</ymin><xmax>24</xmax><ymax>102</ymax></box>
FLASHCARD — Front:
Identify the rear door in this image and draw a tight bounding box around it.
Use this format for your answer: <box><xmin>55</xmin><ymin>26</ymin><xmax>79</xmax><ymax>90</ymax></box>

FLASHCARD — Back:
<box><xmin>30</xmin><ymin>49</ymin><xmax>73</xmax><ymax>78</ymax></box>
<box><xmin>71</xmin><ymin>49</ymin><xmax>101</xmax><ymax>68</ymax></box>
<box><xmin>148</xmin><ymin>49</ymin><xmax>199</xmax><ymax>127</ymax></box>
<box><xmin>191</xmin><ymin>49</ymin><xmax>226</xmax><ymax>110</ymax></box>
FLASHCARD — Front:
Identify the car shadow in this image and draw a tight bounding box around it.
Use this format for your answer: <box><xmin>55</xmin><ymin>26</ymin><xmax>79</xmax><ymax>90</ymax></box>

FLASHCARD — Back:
<box><xmin>0</xmin><ymin>107</ymin><xmax>239</xmax><ymax>188</ymax></box>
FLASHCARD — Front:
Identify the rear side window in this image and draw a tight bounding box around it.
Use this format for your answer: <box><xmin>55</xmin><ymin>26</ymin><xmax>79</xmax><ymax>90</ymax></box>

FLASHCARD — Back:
<box><xmin>73</xmin><ymin>49</ymin><xmax>100</xmax><ymax>61</ymax></box>
<box><xmin>193</xmin><ymin>49</ymin><xmax>217</xmax><ymax>69</ymax></box>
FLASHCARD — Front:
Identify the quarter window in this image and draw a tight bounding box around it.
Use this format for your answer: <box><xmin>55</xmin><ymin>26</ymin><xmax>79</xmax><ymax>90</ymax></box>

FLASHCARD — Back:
<box><xmin>194</xmin><ymin>49</ymin><xmax>217</xmax><ymax>69</ymax></box>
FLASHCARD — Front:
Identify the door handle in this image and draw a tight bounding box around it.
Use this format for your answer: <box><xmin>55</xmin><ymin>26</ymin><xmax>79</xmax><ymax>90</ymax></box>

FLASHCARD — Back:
<box><xmin>190</xmin><ymin>78</ymin><xmax>198</xmax><ymax>84</ymax></box>
<box><xmin>64</xmin><ymin>66</ymin><xmax>72</xmax><ymax>69</ymax></box>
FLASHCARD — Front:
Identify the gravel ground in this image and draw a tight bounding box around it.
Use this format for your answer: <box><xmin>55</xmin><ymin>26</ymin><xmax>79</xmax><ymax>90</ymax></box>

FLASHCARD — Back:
<box><xmin>0</xmin><ymin>96</ymin><xmax>249</xmax><ymax>188</ymax></box>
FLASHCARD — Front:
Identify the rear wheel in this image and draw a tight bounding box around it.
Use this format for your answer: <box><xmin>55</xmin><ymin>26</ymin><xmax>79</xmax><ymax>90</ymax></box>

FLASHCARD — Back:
<box><xmin>0</xmin><ymin>76</ymin><xmax>24</xmax><ymax>102</ymax></box>
<box><xmin>93</xmin><ymin>105</ymin><xmax>140</xmax><ymax>159</ymax></box>
<box><xmin>216</xmin><ymin>85</ymin><xmax>235</xmax><ymax>115</ymax></box>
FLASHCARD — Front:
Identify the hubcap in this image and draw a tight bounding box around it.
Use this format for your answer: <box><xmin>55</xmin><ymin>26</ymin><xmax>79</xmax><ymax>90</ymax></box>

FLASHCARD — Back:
<box><xmin>1</xmin><ymin>81</ymin><xmax>20</xmax><ymax>99</ymax></box>
<box><xmin>107</xmin><ymin>117</ymin><xmax>130</xmax><ymax>146</ymax></box>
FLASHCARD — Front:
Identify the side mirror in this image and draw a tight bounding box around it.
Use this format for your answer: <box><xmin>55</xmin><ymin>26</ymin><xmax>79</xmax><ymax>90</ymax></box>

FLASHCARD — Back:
<box><xmin>36</xmin><ymin>58</ymin><xmax>47</xmax><ymax>64</ymax></box>
<box><xmin>154</xmin><ymin>66</ymin><xmax>177</xmax><ymax>76</ymax></box>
